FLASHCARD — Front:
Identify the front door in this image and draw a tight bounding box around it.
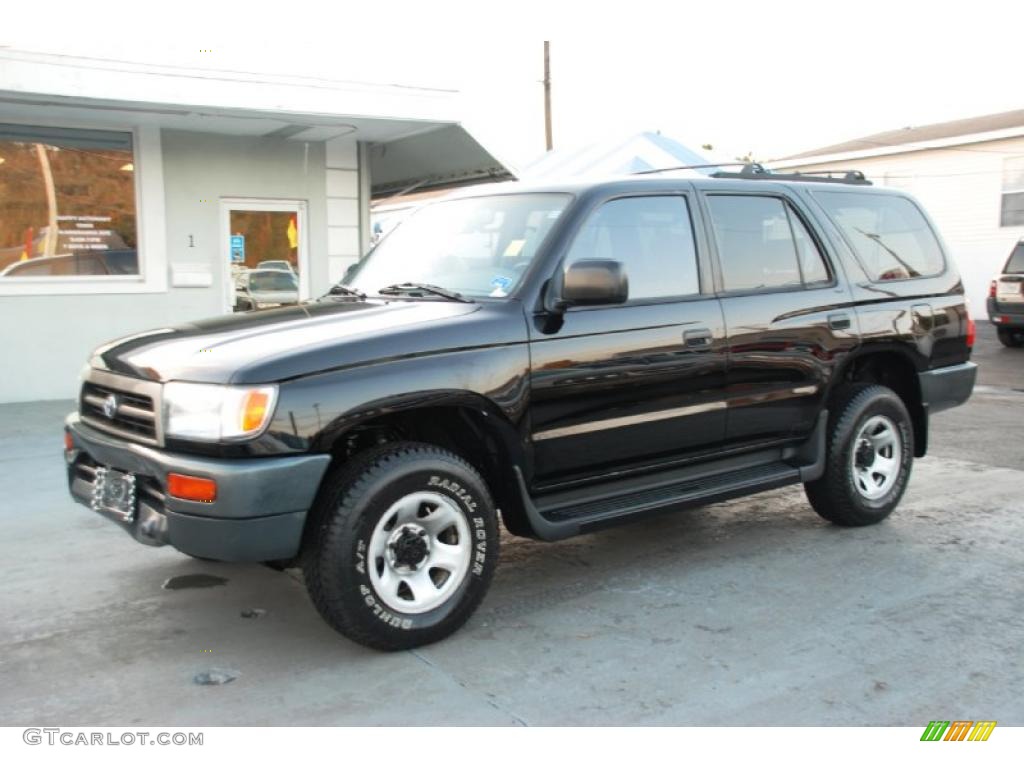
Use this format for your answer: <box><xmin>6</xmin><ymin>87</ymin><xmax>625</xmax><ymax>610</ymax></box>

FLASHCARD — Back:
<box><xmin>219</xmin><ymin>199</ymin><xmax>308</xmax><ymax>313</ymax></box>
<box><xmin>528</xmin><ymin>194</ymin><xmax>728</xmax><ymax>486</ymax></box>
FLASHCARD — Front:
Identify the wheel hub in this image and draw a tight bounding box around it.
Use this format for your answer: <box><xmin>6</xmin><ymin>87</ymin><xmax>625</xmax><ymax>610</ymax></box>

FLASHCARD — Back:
<box><xmin>855</xmin><ymin>439</ymin><xmax>876</xmax><ymax>468</ymax></box>
<box><xmin>849</xmin><ymin>414</ymin><xmax>902</xmax><ymax>501</ymax></box>
<box><xmin>368</xmin><ymin>491</ymin><xmax>473</xmax><ymax>615</ymax></box>
<box><xmin>387</xmin><ymin>524</ymin><xmax>430</xmax><ymax>571</ymax></box>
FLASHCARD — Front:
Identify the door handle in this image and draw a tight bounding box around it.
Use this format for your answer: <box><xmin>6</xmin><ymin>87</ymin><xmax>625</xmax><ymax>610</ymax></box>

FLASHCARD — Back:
<box><xmin>828</xmin><ymin>313</ymin><xmax>851</xmax><ymax>331</ymax></box>
<box><xmin>684</xmin><ymin>328</ymin><xmax>713</xmax><ymax>348</ymax></box>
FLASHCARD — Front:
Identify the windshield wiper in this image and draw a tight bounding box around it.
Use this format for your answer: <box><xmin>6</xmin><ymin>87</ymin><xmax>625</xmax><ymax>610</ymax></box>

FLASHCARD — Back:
<box><xmin>323</xmin><ymin>284</ymin><xmax>366</xmax><ymax>300</ymax></box>
<box><xmin>377</xmin><ymin>282</ymin><xmax>473</xmax><ymax>302</ymax></box>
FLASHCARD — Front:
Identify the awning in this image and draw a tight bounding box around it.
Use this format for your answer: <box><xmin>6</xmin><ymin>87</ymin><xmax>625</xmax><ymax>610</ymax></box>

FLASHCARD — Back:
<box><xmin>368</xmin><ymin>123</ymin><xmax>514</xmax><ymax>197</ymax></box>
<box><xmin>0</xmin><ymin>49</ymin><xmax>514</xmax><ymax>197</ymax></box>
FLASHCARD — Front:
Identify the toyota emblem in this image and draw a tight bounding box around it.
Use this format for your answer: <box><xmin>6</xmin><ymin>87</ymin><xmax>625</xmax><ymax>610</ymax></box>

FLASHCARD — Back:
<box><xmin>102</xmin><ymin>394</ymin><xmax>119</xmax><ymax>420</ymax></box>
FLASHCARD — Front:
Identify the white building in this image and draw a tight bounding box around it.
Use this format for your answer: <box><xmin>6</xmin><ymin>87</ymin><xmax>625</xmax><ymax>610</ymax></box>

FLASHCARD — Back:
<box><xmin>0</xmin><ymin>49</ymin><xmax>510</xmax><ymax>403</ymax></box>
<box><xmin>772</xmin><ymin>110</ymin><xmax>1024</xmax><ymax>314</ymax></box>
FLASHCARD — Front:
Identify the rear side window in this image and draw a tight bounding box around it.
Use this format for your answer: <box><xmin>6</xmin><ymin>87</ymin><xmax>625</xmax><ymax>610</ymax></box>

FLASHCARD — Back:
<box><xmin>705</xmin><ymin>195</ymin><xmax>831</xmax><ymax>292</ymax></box>
<box><xmin>565</xmin><ymin>196</ymin><xmax>700</xmax><ymax>300</ymax></box>
<box><xmin>1006</xmin><ymin>242</ymin><xmax>1024</xmax><ymax>273</ymax></box>
<box><xmin>816</xmin><ymin>192</ymin><xmax>945</xmax><ymax>281</ymax></box>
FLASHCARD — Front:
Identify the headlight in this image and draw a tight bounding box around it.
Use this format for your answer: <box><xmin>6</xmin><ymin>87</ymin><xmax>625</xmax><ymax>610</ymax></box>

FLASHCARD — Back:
<box><xmin>163</xmin><ymin>382</ymin><xmax>278</xmax><ymax>441</ymax></box>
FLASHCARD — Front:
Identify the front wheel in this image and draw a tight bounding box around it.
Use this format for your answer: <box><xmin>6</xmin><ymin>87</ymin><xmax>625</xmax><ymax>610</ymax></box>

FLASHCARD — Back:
<box><xmin>997</xmin><ymin>327</ymin><xmax>1023</xmax><ymax>348</ymax></box>
<box><xmin>805</xmin><ymin>384</ymin><xmax>914</xmax><ymax>527</ymax></box>
<box><xmin>303</xmin><ymin>442</ymin><xmax>499</xmax><ymax>650</ymax></box>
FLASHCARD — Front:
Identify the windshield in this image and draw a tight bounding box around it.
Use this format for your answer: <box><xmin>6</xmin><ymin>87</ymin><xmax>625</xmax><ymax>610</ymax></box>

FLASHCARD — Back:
<box><xmin>345</xmin><ymin>193</ymin><xmax>571</xmax><ymax>298</ymax></box>
<box><xmin>249</xmin><ymin>271</ymin><xmax>298</xmax><ymax>292</ymax></box>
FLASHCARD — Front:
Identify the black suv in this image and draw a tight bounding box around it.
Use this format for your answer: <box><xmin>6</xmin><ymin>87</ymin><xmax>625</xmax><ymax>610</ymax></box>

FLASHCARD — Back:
<box><xmin>988</xmin><ymin>238</ymin><xmax>1024</xmax><ymax>347</ymax></box>
<box><xmin>65</xmin><ymin>167</ymin><xmax>977</xmax><ymax>650</ymax></box>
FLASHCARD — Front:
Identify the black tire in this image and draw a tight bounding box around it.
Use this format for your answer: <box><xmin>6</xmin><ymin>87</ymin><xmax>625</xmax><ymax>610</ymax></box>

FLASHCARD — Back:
<box><xmin>997</xmin><ymin>327</ymin><xmax>1023</xmax><ymax>348</ymax></box>
<box><xmin>804</xmin><ymin>384</ymin><xmax>914</xmax><ymax>527</ymax></box>
<box><xmin>303</xmin><ymin>442</ymin><xmax>499</xmax><ymax>651</ymax></box>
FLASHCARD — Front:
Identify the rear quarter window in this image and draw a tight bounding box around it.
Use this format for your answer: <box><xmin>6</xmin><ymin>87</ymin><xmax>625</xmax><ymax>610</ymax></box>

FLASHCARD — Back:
<box><xmin>814</xmin><ymin>191</ymin><xmax>946</xmax><ymax>281</ymax></box>
<box><xmin>1005</xmin><ymin>242</ymin><xmax>1024</xmax><ymax>273</ymax></box>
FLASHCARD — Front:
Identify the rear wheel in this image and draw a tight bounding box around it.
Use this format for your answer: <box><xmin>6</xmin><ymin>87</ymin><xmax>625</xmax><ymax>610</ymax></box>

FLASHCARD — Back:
<box><xmin>805</xmin><ymin>384</ymin><xmax>914</xmax><ymax>527</ymax></box>
<box><xmin>997</xmin><ymin>327</ymin><xmax>1023</xmax><ymax>347</ymax></box>
<box><xmin>303</xmin><ymin>442</ymin><xmax>499</xmax><ymax>650</ymax></box>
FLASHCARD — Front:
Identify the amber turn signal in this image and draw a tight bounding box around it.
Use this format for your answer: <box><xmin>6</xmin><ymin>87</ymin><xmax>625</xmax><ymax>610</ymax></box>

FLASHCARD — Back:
<box><xmin>167</xmin><ymin>473</ymin><xmax>217</xmax><ymax>503</ymax></box>
<box><xmin>64</xmin><ymin>431</ymin><xmax>74</xmax><ymax>452</ymax></box>
<box><xmin>241</xmin><ymin>390</ymin><xmax>271</xmax><ymax>433</ymax></box>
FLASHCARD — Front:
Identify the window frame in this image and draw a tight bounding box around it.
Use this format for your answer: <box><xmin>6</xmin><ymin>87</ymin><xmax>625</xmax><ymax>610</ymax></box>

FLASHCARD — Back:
<box><xmin>999</xmin><ymin>156</ymin><xmax>1024</xmax><ymax>228</ymax></box>
<box><xmin>559</xmin><ymin>191</ymin><xmax>708</xmax><ymax>310</ymax></box>
<box><xmin>811</xmin><ymin>189</ymin><xmax>948</xmax><ymax>284</ymax></box>
<box><xmin>700</xmin><ymin>191</ymin><xmax>837</xmax><ymax>298</ymax></box>
<box><xmin>0</xmin><ymin>120</ymin><xmax>167</xmax><ymax>296</ymax></box>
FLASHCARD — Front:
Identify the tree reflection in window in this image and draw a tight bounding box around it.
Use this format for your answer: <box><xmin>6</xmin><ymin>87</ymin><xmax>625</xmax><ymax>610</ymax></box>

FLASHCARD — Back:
<box><xmin>0</xmin><ymin>125</ymin><xmax>137</xmax><ymax>278</ymax></box>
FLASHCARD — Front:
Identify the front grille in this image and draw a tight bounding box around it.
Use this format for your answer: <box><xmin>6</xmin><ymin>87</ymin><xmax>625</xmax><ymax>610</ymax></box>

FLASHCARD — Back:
<box><xmin>80</xmin><ymin>370</ymin><xmax>163</xmax><ymax>446</ymax></box>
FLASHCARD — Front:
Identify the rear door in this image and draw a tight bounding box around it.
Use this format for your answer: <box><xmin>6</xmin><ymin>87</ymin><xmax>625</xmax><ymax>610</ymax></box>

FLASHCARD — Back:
<box><xmin>528</xmin><ymin>192</ymin><xmax>728</xmax><ymax>485</ymax></box>
<box><xmin>696</xmin><ymin>186</ymin><xmax>858</xmax><ymax>445</ymax></box>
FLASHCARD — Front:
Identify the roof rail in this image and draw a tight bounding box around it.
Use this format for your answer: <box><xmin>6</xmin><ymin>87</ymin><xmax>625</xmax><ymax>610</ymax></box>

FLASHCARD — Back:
<box><xmin>710</xmin><ymin>164</ymin><xmax>872</xmax><ymax>185</ymax></box>
<box><xmin>630</xmin><ymin>162</ymin><xmax>751</xmax><ymax>176</ymax></box>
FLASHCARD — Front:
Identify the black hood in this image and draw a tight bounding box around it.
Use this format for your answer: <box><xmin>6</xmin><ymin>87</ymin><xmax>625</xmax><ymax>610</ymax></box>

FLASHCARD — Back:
<box><xmin>91</xmin><ymin>299</ymin><xmax>517</xmax><ymax>385</ymax></box>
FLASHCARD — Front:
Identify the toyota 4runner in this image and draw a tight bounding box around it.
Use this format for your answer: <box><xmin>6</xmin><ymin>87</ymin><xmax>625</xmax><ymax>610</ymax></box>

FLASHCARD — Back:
<box><xmin>988</xmin><ymin>238</ymin><xmax>1024</xmax><ymax>347</ymax></box>
<box><xmin>65</xmin><ymin>166</ymin><xmax>977</xmax><ymax>650</ymax></box>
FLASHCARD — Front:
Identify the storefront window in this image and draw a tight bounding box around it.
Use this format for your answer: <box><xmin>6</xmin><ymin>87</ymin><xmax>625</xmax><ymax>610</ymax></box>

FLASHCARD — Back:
<box><xmin>0</xmin><ymin>125</ymin><xmax>138</xmax><ymax>278</ymax></box>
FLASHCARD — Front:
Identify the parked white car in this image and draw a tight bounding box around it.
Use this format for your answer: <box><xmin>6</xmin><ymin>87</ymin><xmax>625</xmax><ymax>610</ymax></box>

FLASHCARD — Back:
<box><xmin>255</xmin><ymin>259</ymin><xmax>296</xmax><ymax>273</ymax></box>
<box><xmin>234</xmin><ymin>268</ymin><xmax>299</xmax><ymax>311</ymax></box>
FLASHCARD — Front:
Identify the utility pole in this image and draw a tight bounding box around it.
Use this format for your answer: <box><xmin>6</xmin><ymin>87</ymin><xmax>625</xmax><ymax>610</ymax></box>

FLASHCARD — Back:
<box><xmin>543</xmin><ymin>41</ymin><xmax>553</xmax><ymax>151</ymax></box>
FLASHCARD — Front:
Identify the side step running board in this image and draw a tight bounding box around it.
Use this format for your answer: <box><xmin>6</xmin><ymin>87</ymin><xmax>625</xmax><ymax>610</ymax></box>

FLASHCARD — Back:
<box><xmin>515</xmin><ymin>411</ymin><xmax>827</xmax><ymax>541</ymax></box>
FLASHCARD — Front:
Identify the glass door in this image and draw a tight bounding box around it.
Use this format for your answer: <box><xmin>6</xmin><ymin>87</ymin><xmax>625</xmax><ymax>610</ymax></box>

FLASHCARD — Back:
<box><xmin>219</xmin><ymin>199</ymin><xmax>307</xmax><ymax>313</ymax></box>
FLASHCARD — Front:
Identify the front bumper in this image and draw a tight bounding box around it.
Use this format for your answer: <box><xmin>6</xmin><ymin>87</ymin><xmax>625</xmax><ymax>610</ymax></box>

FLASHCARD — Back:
<box><xmin>918</xmin><ymin>362</ymin><xmax>977</xmax><ymax>415</ymax></box>
<box><xmin>986</xmin><ymin>298</ymin><xmax>1024</xmax><ymax>328</ymax></box>
<box><xmin>65</xmin><ymin>414</ymin><xmax>331</xmax><ymax>562</ymax></box>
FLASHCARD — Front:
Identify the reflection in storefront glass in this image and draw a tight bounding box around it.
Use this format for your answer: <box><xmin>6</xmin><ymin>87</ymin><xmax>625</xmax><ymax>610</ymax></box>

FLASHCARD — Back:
<box><xmin>0</xmin><ymin>126</ymin><xmax>138</xmax><ymax>278</ymax></box>
<box><xmin>229</xmin><ymin>210</ymin><xmax>300</xmax><ymax>312</ymax></box>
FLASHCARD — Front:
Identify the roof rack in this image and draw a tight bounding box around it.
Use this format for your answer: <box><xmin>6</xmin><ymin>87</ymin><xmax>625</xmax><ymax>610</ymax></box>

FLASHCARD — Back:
<box><xmin>631</xmin><ymin>162</ymin><xmax>750</xmax><ymax>175</ymax></box>
<box><xmin>710</xmin><ymin>163</ymin><xmax>872</xmax><ymax>185</ymax></box>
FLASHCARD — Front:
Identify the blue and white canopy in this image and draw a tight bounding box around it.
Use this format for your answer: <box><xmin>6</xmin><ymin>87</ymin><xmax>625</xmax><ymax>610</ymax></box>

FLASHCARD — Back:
<box><xmin>520</xmin><ymin>131</ymin><xmax>715</xmax><ymax>181</ymax></box>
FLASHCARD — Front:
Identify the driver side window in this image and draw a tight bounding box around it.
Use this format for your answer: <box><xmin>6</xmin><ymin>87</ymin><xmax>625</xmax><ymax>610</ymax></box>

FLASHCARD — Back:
<box><xmin>565</xmin><ymin>196</ymin><xmax>700</xmax><ymax>301</ymax></box>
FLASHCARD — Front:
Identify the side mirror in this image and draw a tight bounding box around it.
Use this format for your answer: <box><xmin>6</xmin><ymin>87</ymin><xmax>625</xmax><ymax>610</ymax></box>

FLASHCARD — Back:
<box><xmin>555</xmin><ymin>259</ymin><xmax>628</xmax><ymax>310</ymax></box>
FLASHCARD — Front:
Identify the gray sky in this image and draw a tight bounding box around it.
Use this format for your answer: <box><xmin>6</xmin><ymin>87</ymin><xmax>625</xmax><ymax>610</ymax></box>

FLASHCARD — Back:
<box><xmin>6</xmin><ymin>0</ymin><xmax>1023</xmax><ymax>169</ymax></box>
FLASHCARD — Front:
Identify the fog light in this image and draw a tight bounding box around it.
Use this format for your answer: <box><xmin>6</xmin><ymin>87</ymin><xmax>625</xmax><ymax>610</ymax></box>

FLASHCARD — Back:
<box><xmin>167</xmin><ymin>473</ymin><xmax>217</xmax><ymax>503</ymax></box>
